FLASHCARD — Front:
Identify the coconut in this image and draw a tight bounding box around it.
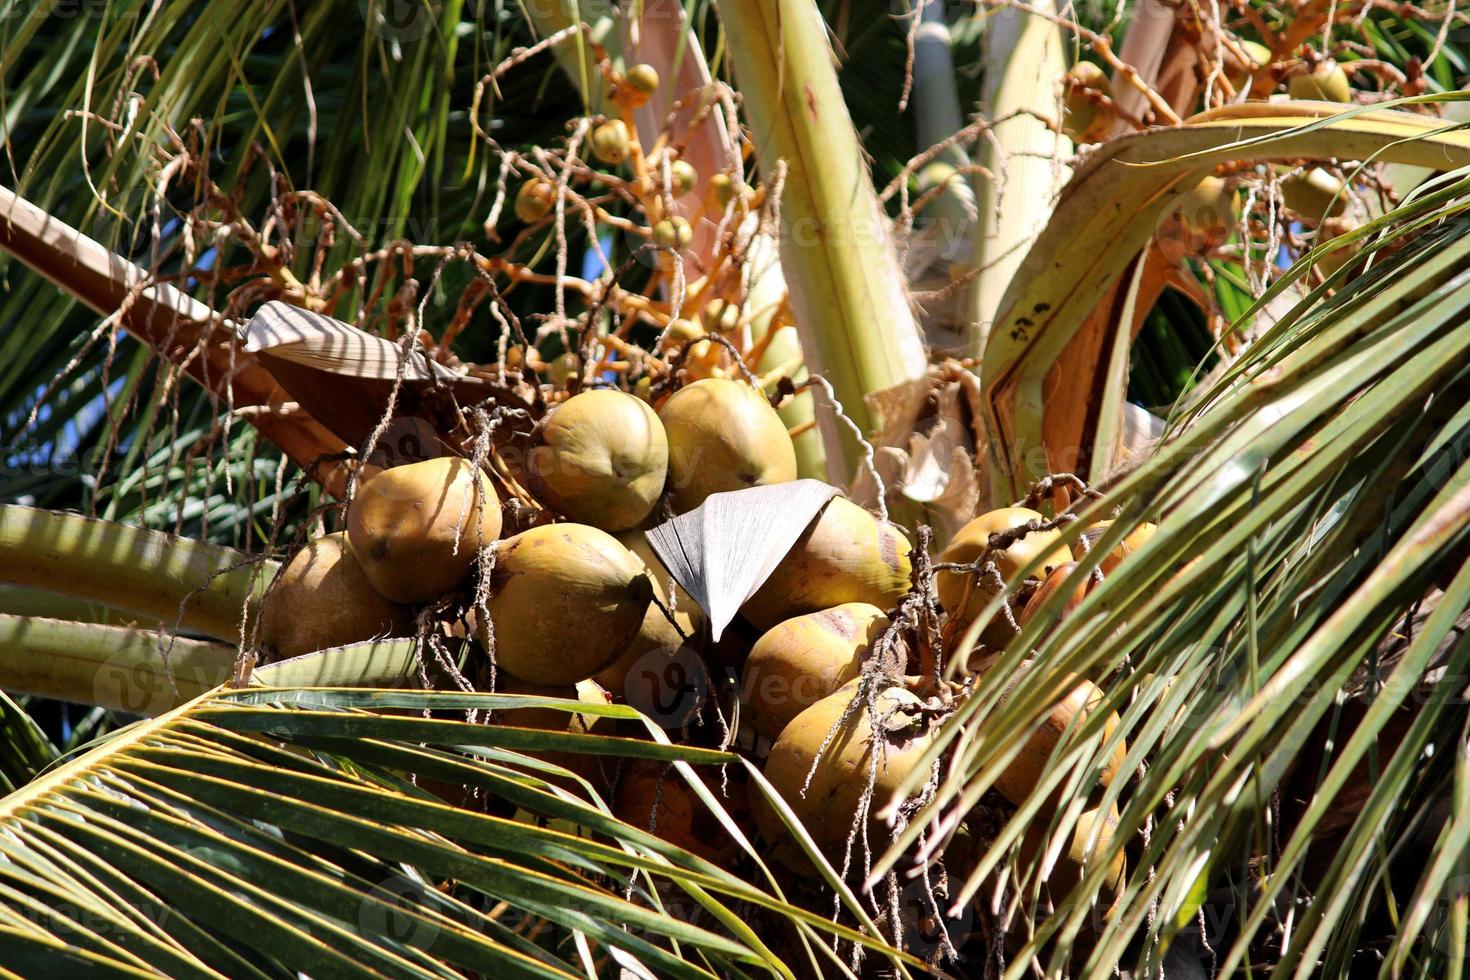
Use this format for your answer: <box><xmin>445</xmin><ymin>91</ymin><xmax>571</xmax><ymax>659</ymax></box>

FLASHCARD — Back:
<box><xmin>487</xmin><ymin>523</ymin><xmax>652</xmax><ymax>685</ymax></box>
<box><xmin>753</xmin><ymin>682</ymin><xmax>934</xmax><ymax>872</ymax></box>
<box><xmin>614</xmin><ymin>760</ymin><xmax>749</xmax><ymax>863</ymax></box>
<box><xmin>1062</xmin><ymin>61</ymin><xmax>1112</xmax><ymax>144</ymax></box>
<box><xmin>742</xmin><ymin>497</ymin><xmax>912</xmax><ymax>631</ymax></box>
<box><xmin>1226</xmin><ymin>39</ymin><xmax>1272</xmax><ymax>94</ymax></box>
<box><xmin>742</xmin><ymin>603</ymin><xmax>889</xmax><ymax>739</ymax></box>
<box><xmin>591</xmin><ymin>119</ymin><xmax>630</xmax><ymax>165</ymax></box>
<box><xmin>652</xmin><ymin>216</ymin><xmax>693</xmax><ymax>250</ymax></box>
<box><xmin>1279</xmin><ymin>166</ymin><xmax>1346</xmax><ymax>222</ymax></box>
<box><xmin>625</xmin><ymin>63</ymin><xmax>659</xmax><ymax>97</ymax></box>
<box><xmin>988</xmin><ymin>661</ymin><xmax>1127</xmax><ymax>806</ymax></box>
<box><xmin>1288</xmin><ymin>61</ymin><xmax>1350</xmax><ymax>102</ymax></box>
<box><xmin>659</xmin><ymin>378</ymin><xmax>797</xmax><ymax>512</ymax></box>
<box><xmin>347</xmin><ymin>457</ymin><xmax>500</xmax><ymax>605</ymax></box>
<box><xmin>1018</xmin><ymin>562</ymin><xmax>1090</xmax><ymax>628</ymax></box>
<box><xmin>709</xmin><ymin>173</ymin><xmax>736</xmax><ymax>209</ymax></box>
<box><xmin>594</xmin><ymin>529</ymin><xmax>700</xmax><ymax>695</ymax></box>
<box><xmin>259</xmin><ymin>532</ymin><xmax>414</xmax><ymax>660</ymax></box>
<box><xmin>669</xmin><ymin>160</ymin><xmax>697</xmax><ymax>197</ymax></box>
<box><xmin>1016</xmin><ymin>801</ymin><xmax>1126</xmax><ymax>912</ymax></box>
<box><xmin>514</xmin><ymin>179</ymin><xmax>556</xmax><ymax>223</ymax></box>
<box><xmin>937</xmin><ymin>507</ymin><xmax>1071</xmax><ymax>645</ymax></box>
<box><xmin>1079</xmin><ymin>520</ymin><xmax>1157</xmax><ymax>575</ymax></box>
<box><xmin>526</xmin><ymin>389</ymin><xmax>669</xmax><ymax>532</ymax></box>
<box><xmin>1157</xmin><ymin>176</ymin><xmax>1239</xmax><ymax>260</ymax></box>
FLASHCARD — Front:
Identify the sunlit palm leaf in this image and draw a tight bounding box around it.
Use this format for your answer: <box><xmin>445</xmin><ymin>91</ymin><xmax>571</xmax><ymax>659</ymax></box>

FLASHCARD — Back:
<box><xmin>0</xmin><ymin>686</ymin><xmax>920</xmax><ymax>977</ymax></box>
<box><xmin>876</xmin><ymin>192</ymin><xmax>1470</xmax><ymax>975</ymax></box>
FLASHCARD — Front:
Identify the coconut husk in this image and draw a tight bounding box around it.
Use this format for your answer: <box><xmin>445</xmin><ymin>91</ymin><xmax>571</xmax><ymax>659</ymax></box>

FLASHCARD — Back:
<box><xmin>645</xmin><ymin>479</ymin><xmax>838</xmax><ymax>641</ymax></box>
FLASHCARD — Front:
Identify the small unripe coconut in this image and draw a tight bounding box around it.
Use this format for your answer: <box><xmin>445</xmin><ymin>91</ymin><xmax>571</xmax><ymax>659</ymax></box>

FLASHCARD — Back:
<box><xmin>742</xmin><ymin>603</ymin><xmax>889</xmax><ymax>739</ymax></box>
<box><xmin>659</xmin><ymin>378</ymin><xmax>797</xmax><ymax>512</ymax></box>
<box><xmin>1226</xmin><ymin>39</ymin><xmax>1272</xmax><ymax>94</ymax></box>
<box><xmin>701</xmin><ymin>299</ymin><xmax>739</xmax><ymax>334</ymax></box>
<box><xmin>488</xmin><ymin>523</ymin><xmax>652</xmax><ymax>685</ymax></box>
<box><xmin>1062</xmin><ymin>61</ymin><xmax>1113</xmax><ymax>144</ymax></box>
<box><xmin>754</xmin><ymin>682</ymin><xmax>934</xmax><ymax>872</ymax></box>
<box><xmin>347</xmin><ymin>457</ymin><xmax>500</xmax><ymax>605</ymax></box>
<box><xmin>624</xmin><ymin>63</ymin><xmax>660</xmax><ymax>98</ymax></box>
<box><xmin>669</xmin><ymin>159</ymin><xmax>697</xmax><ymax>196</ymax></box>
<box><xmin>1289</xmin><ymin>61</ymin><xmax>1350</xmax><ymax>102</ymax></box>
<box><xmin>708</xmin><ymin>173</ymin><xmax>736</xmax><ymax>208</ymax></box>
<box><xmin>527</xmin><ymin>389</ymin><xmax>669</xmax><ymax>532</ymax></box>
<box><xmin>1079</xmin><ymin>520</ymin><xmax>1157</xmax><ymax>575</ymax></box>
<box><xmin>1018</xmin><ymin>561</ymin><xmax>1090</xmax><ymax>628</ymax></box>
<box><xmin>1016</xmin><ymin>801</ymin><xmax>1126</xmax><ymax>909</ymax></box>
<box><xmin>591</xmin><ymin>119</ymin><xmax>630</xmax><ymax>165</ymax></box>
<box><xmin>260</xmin><ymin>532</ymin><xmax>414</xmax><ymax>660</ymax></box>
<box><xmin>937</xmin><ymin>507</ymin><xmax>1070</xmax><ymax>644</ymax></box>
<box><xmin>652</xmin><ymin>216</ymin><xmax>693</xmax><ymax>250</ymax></box>
<box><xmin>1278</xmin><ymin>166</ymin><xmax>1346</xmax><ymax>221</ymax></box>
<box><xmin>594</xmin><ymin>530</ymin><xmax>701</xmax><ymax>694</ymax></box>
<box><xmin>546</xmin><ymin>351</ymin><xmax>580</xmax><ymax>386</ymax></box>
<box><xmin>514</xmin><ymin>179</ymin><xmax>556</xmax><ymax>223</ymax></box>
<box><xmin>1157</xmin><ymin>176</ymin><xmax>1239</xmax><ymax>258</ymax></box>
<box><xmin>615</xmin><ymin>760</ymin><xmax>750</xmax><ymax>863</ymax></box>
<box><xmin>989</xmin><ymin>661</ymin><xmax>1126</xmax><ymax>806</ymax></box>
<box><xmin>743</xmin><ymin>497</ymin><xmax>912</xmax><ymax>631</ymax></box>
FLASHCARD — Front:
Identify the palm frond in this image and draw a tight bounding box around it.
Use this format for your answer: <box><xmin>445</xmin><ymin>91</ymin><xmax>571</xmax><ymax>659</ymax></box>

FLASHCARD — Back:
<box><xmin>0</xmin><ymin>686</ymin><xmax>921</xmax><ymax>978</ymax></box>
<box><xmin>877</xmin><ymin>190</ymin><xmax>1470</xmax><ymax>975</ymax></box>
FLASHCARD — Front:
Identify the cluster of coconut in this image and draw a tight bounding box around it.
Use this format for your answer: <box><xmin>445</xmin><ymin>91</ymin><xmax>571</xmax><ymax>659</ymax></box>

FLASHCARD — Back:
<box><xmin>257</xmin><ymin>363</ymin><xmax>1159</xmax><ymax>922</ymax></box>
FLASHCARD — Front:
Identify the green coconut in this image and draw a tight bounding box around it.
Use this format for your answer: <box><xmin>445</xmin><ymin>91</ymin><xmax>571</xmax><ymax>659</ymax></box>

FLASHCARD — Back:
<box><xmin>742</xmin><ymin>497</ymin><xmax>912</xmax><ymax>631</ymax></box>
<box><xmin>527</xmin><ymin>388</ymin><xmax>669</xmax><ymax>532</ymax></box>
<box><xmin>742</xmin><ymin>603</ymin><xmax>889</xmax><ymax>739</ymax></box>
<box><xmin>1288</xmin><ymin>61</ymin><xmax>1350</xmax><ymax>102</ymax></box>
<box><xmin>659</xmin><ymin>378</ymin><xmax>797</xmax><ymax>512</ymax></box>
<box><xmin>347</xmin><ymin>457</ymin><xmax>500</xmax><ymax>605</ymax></box>
<box><xmin>259</xmin><ymin>532</ymin><xmax>414</xmax><ymax>660</ymax></box>
<box><xmin>487</xmin><ymin>523</ymin><xmax>652</xmax><ymax>685</ymax></box>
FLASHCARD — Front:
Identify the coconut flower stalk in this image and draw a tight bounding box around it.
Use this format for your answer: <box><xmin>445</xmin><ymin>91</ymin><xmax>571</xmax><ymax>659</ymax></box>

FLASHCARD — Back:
<box><xmin>718</xmin><ymin>0</ymin><xmax>928</xmax><ymax>487</ymax></box>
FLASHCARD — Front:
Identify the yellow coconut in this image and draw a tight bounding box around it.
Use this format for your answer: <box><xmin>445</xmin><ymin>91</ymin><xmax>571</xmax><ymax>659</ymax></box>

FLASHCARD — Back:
<box><xmin>742</xmin><ymin>497</ymin><xmax>912</xmax><ymax>631</ymax></box>
<box><xmin>1289</xmin><ymin>61</ymin><xmax>1350</xmax><ymax>102</ymax></box>
<box><xmin>347</xmin><ymin>457</ymin><xmax>500</xmax><ymax>605</ymax></box>
<box><xmin>527</xmin><ymin>388</ymin><xmax>669</xmax><ymax>532</ymax></box>
<box><xmin>487</xmin><ymin>523</ymin><xmax>652</xmax><ymax>685</ymax></box>
<box><xmin>937</xmin><ymin>507</ymin><xmax>1071</xmax><ymax>644</ymax></box>
<box><xmin>659</xmin><ymin>378</ymin><xmax>797</xmax><ymax>512</ymax></box>
<box><xmin>988</xmin><ymin>661</ymin><xmax>1127</xmax><ymax>806</ymax></box>
<box><xmin>1079</xmin><ymin>520</ymin><xmax>1157</xmax><ymax>575</ymax></box>
<box><xmin>514</xmin><ymin>179</ymin><xmax>556</xmax><ymax>223</ymax></box>
<box><xmin>259</xmin><ymin>532</ymin><xmax>415</xmax><ymax>660</ymax></box>
<box><xmin>669</xmin><ymin>160</ymin><xmax>697</xmax><ymax>197</ymax></box>
<box><xmin>594</xmin><ymin>529</ymin><xmax>701</xmax><ymax>695</ymax></box>
<box><xmin>1225</xmin><ymin>39</ymin><xmax>1272</xmax><ymax>94</ymax></box>
<box><xmin>1018</xmin><ymin>561</ymin><xmax>1090</xmax><ymax>628</ymax></box>
<box><xmin>708</xmin><ymin>173</ymin><xmax>736</xmax><ymax>209</ymax></box>
<box><xmin>754</xmin><ymin>682</ymin><xmax>934</xmax><ymax>873</ymax></box>
<box><xmin>742</xmin><ymin>603</ymin><xmax>889</xmax><ymax>739</ymax></box>
<box><xmin>1016</xmin><ymin>801</ymin><xmax>1127</xmax><ymax>910</ymax></box>
<box><xmin>614</xmin><ymin>760</ymin><xmax>750</xmax><ymax>863</ymax></box>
